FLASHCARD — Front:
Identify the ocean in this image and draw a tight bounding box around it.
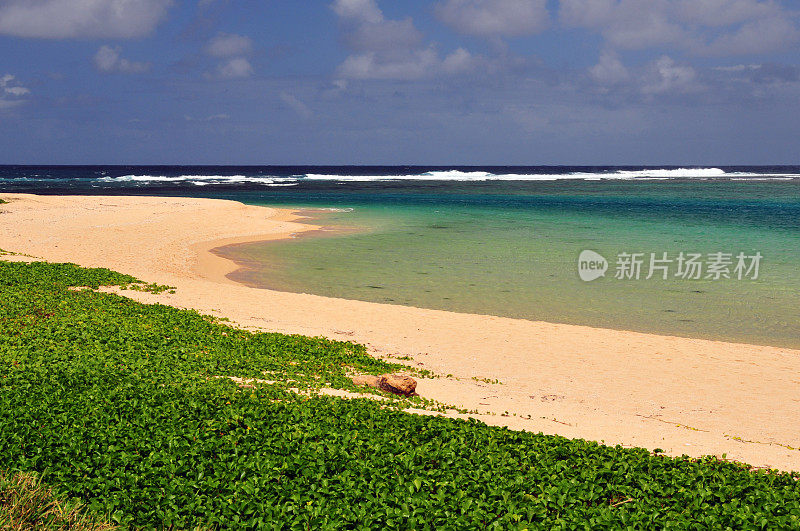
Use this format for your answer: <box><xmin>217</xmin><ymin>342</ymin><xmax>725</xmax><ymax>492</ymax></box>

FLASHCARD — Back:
<box><xmin>2</xmin><ymin>165</ymin><xmax>798</xmax><ymax>348</ymax></box>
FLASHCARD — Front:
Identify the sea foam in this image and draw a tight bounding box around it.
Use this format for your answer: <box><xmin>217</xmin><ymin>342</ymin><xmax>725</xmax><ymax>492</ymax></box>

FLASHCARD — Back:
<box><xmin>303</xmin><ymin>168</ymin><xmax>778</xmax><ymax>181</ymax></box>
<box><xmin>100</xmin><ymin>175</ymin><xmax>299</xmax><ymax>186</ymax></box>
<box><xmin>87</xmin><ymin>168</ymin><xmax>800</xmax><ymax>186</ymax></box>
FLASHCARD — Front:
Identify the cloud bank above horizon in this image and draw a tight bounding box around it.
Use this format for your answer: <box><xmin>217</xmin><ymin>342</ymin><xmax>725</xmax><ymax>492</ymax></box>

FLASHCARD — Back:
<box><xmin>0</xmin><ymin>0</ymin><xmax>799</xmax><ymax>164</ymax></box>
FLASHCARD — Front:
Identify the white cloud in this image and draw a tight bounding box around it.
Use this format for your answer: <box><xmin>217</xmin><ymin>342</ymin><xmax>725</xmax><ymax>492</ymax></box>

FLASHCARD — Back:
<box><xmin>714</xmin><ymin>64</ymin><xmax>759</xmax><ymax>72</ymax></box>
<box><xmin>558</xmin><ymin>0</ymin><xmax>614</xmax><ymax>28</ymax></box>
<box><xmin>586</xmin><ymin>53</ymin><xmax>705</xmax><ymax>97</ymax></box>
<box><xmin>331</xmin><ymin>0</ymin><xmax>383</xmax><ymax>24</ymax></box>
<box><xmin>442</xmin><ymin>48</ymin><xmax>478</xmax><ymax>74</ymax></box>
<box><xmin>641</xmin><ymin>55</ymin><xmax>699</xmax><ymax>94</ymax></box>
<box><xmin>280</xmin><ymin>92</ymin><xmax>312</xmax><ymax>119</ymax></box>
<box><xmin>674</xmin><ymin>0</ymin><xmax>779</xmax><ymax>27</ymax></box>
<box><xmin>0</xmin><ymin>73</ymin><xmax>29</xmax><ymax>109</ymax></box>
<box><xmin>436</xmin><ymin>0</ymin><xmax>549</xmax><ymax>38</ymax></box>
<box><xmin>0</xmin><ymin>0</ymin><xmax>172</xmax><ymax>39</ymax></box>
<box><xmin>214</xmin><ymin>57</ymin><xmax>254</xmax><ymax>79</ymax></box>
<box><xmin>185</xmin><ymin>113</ymin><xmax>230</xmax><ymax>121</ymax></box>
<box><xmin>204</xmin><ymin>32</ymin><xmax>255</xmax><ymax>79</ymax></box>
<box><xmin>333</xmin><ymin>0</ymin><xmax>436</xmax><ymax>80</ymax></box>
<box><xmin>321</xmin><ymin>78</ymin><xmax>349</xmax><ymax>97</ymax></box>
<box><xmin>559</xmin><ymin>0</ymin><xmax>799</xmax><ymax>55</ymax></box>
<box><xmin>714</xmin><ymin>62</ymin><xmax>799</xmax><ymax>84</ymax></box>
<box><xmin>589</xmin><ymin>50</ymin><xmax>629</xmax><ymax>85</ymax></box>
<box><xmin>560</xmin><ymin>0</ymin><xmax>691</xmax><ymax>50</ymax></box>
<box><xmin>333</xmin><ymin>0</ymin><xmax>422</xmax><ymax>52</ymax></box>
<box><xmin>93</xmin><ymin>45</ymin><xmax>150</xmax><ymax>74</ymax></box>
<box><xmin>338</xmin><ymin>48</ymin><xmax>439</xmax><ymax>80</ymax></box>
<box><xmin>205</xmin><ymin>33</ymin><xmax>253</xmax><ymax>58</ymax></box>
<box><xmin>704</xmin><ymin>16</ymin><xmax>800</xmax><ymax>55</ymax></box>
<box><xmin>332</xmin><ymin>0</ymin><xmax>487</xmax><ymax>80</ymax></box>
<box><xmin>4</xmin><ymin>85</ymin><xmax>29</xmax><ymax>96</ymax></box>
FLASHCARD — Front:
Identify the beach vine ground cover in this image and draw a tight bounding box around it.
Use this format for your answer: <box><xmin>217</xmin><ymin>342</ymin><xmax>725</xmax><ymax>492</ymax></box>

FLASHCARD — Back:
<box><xmin>1</xmin><ymin>260</ymin><xmax>799</xmax><ymax>529</ymax></box>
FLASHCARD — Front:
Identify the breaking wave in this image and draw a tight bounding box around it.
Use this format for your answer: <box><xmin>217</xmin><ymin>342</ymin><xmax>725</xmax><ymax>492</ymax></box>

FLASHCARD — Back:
<box><xmin>99</xmin><ymin>175</ymin><xmax>299</xmax><ymax>187</ymax></box>
<box><xmin>3</xmin><ymin>167</ymin><xmax>799</xmax><ymax>188</ymax></box>
<box><xmin>302</xmin><ymin>168</ymin><xmax>800</xmax><ymax>181</ymax></box>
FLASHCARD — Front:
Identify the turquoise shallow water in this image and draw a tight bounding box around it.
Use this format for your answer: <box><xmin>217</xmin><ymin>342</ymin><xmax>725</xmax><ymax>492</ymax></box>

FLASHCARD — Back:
<box><xmin>214</xmin><ymin>180</ymin><xmax>800</xmax><ymax>349</ymax></box>
<box><xmin>3</xmin><ymin>167</ymin><xmax>797</xmax><ymax>346</ymax></box>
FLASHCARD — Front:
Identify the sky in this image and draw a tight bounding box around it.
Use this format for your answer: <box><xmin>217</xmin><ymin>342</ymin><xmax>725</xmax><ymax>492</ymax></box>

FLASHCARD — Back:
<box><xmin>1</xmin><ymin>0</ymin><xmax>799</xmax><ymax>165</ymax></box>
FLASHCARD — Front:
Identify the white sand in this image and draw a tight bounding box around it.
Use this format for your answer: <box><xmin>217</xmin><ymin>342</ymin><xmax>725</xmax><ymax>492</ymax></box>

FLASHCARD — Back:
<box><xmin>2</xmin><ymin>193</ymin><xmax>799</xmax><ymax>471</ymax></box>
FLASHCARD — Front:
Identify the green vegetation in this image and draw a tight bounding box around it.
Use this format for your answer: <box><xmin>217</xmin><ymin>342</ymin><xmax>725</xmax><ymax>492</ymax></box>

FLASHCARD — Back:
<box><xmin>0</xmin><ymin>470</ymin><xmax>116</xmax><ymax>530</ymax></box>
<box><xmin>118</xmin><ymin>281</ymin><xmax>176</xmax><ymax>294</ymax></box>
<box><xmin>471</xmin><ymin>376</ymin><xmax>502</xmax><ymax>385</ymax></box>
<box><xmin>1</xmin><ymin>260</ymin><xmax>800</xmax><ymax>529</ymax></box>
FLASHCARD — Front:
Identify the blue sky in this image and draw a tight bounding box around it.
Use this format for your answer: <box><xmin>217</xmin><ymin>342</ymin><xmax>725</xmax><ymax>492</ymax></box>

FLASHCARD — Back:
<box><xmin>1</xmin><ymin>0</ymin><xmax>799</xmax><ymax>165</ymax></box>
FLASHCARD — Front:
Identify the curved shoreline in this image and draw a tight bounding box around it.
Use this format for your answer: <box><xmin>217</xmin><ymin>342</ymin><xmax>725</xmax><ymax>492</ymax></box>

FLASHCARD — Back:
<box><xmin>2</xmin><ymin>193</ymin><xmax>800</xmax><ymax>471</ymax></box>
<box><xmin>209</xmin><ymin>214</ymin><xmax>365</xmax><ymax>289</ymax></box>
<box><xmin>192</xmin><ymin>213</ymin><xmax>317</xmax><ymax>286</ymax></box>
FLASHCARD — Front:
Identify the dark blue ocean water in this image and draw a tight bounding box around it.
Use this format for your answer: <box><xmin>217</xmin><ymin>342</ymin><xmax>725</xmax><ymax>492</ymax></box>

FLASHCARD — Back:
<box><xmin>2</xmin><ymin>165</ymin><xmax>800</xmax><ymax>193</ymax></box>
<box><xmin>3</xmin><ymin>165</ymin><xmax>799</xmax><ymax>231</ymax></box>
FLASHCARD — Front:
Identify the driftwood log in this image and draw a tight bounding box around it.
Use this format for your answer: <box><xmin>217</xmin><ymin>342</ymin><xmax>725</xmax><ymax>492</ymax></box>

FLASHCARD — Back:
<box><xmin>352</xmin><ymin>374</ymin><xmax>417</xmax><ymax>396</ymax></box>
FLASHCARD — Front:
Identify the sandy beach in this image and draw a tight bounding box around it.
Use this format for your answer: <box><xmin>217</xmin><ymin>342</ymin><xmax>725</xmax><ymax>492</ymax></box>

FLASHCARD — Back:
<box><xmin>2</xmin><ymin>193</ymin><xmax>799</xmax><ymax>471</ymax></box>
